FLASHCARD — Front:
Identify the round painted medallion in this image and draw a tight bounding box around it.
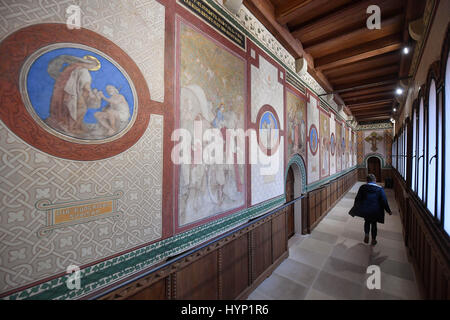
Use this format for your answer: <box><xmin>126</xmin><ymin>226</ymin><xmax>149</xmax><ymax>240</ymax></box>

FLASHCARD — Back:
<box><xmin>309</xmin><ymin>125</ymin><xmax>318</xmax><ymax>155</ymax></box>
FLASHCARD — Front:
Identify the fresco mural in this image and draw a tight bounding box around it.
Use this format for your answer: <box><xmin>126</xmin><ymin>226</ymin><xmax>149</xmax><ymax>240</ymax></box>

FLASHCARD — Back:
<box><xmin>345</xmin><ymin>126</ymin><xmax>350</xmax><ymax>169</ymax></box>
<box><xmin>250</xmin><ymin>53</ymin><xmax>284</xmax><ymax>206</ymax></box>
<box><xmin>336</xmin><ymin>121</ymin><xmax>342</xmax><ymax>172</ymax></box>
<box><xmin>307</xmin><ymin>95</ymin><xmax>320</xmax><ymax>183</ymax></box>
<box><xmin>259</xmin><ymin>111</ymin><xmax>279</xmax><ymax>151</ymax></box>
<box><xmin>21</xmin><ymin>44</ymin><xmax>136</xmax><ymax>142</ymax></box>
<box><xmin>320</xmin><ymin>112</ymin><xmax>330</xmax><ymax>178</ymax></box>
<box><xmin>286</xmin><ymin>90</ymin><xmax>306</xmax><ymax>159</ymax></box>
<box><xmin>330</xmin><ymin>133</ymin><xmax>336</xmax><ymax>157</ymax></box>
<box><xmin>178</xmin><ymin>22</ymin><xmax>245</xmax><ymax>226</ymax></box>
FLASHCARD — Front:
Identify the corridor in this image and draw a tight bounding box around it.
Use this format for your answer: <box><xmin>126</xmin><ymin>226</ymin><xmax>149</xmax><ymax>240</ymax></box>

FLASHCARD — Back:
<box><xmin>248</xmin><ymin>182</ymin><xmax>421</xmax><ymax>300</ymax></box>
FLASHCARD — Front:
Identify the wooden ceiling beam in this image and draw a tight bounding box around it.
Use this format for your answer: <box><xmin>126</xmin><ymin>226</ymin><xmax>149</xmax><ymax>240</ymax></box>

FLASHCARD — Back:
<box><xmin>322</xmin><ymin>52</ymin><xmax>400</xmax><ymax>79</ymax></box>
<box><xmin>352</xmin><ymin>110</ymin><xmax>392</xmax><ymax>117</ymax></box>
<box><xmin>275</xmin><ymin>0</ymin><xmax>352</xmax><ymax>26</ymax></box>
<box><xmin>356</xmin><ymin>115</ymin><xmax>391</xmax><ymax>121</ymax></box>
<box><xmin>315</xmin><ymin>34</ymin><xmax>403</xmax><ymax>71</ymax></box>
<box><xmin>330</xmin><ymin>65</ymin><xmax>399</xmax><ymax>85</ymax></box>
<box><xmin>345</xmin><ymin>95</ymin><xmax>395</xmax><ymax>106</ymax></box>
<box><xmin>305</xmin><ymin>15</ymin><xmax>403</xmax><ymax>59</ymax></box>
<box><xmin>351</xmin><ymin>109</ymin><xmax>393</xmax><ymax>116</ymax></box>
<box><xmin>291</xmin><ymin>0</ymin><xmax>403</xmax><ymax>44</ymax></box>
<box><xmin>347</xmin><ymin>99</ymin><xmax>393</xmax><ymax>108</ymax></box>
<box><xmin>275</xmin><ymin>0</ymin><xmax>313</xmax><ymax>24</ymax></box>
<box><xmin>334</xmin><ymin>75</ymin><xmax>399</xmax><ymax>92</ymax></box>
<box><xmin>350</xmin><ymin>105</ymin><xmax>392</xmax><ymax>112</ymax></box>
<box><xmin>343</xmin><ymin>90</ymin><xmax>396</xmax><ymax>102</ymax></box>
<box><xmin>243</xmin><ymin>0</ymin><xmax>309</xmax><ymax>62</ymax></box>
<box><xmin>339</xmin><ymin>84</ymin><xmax>397</xmax><ymax>98</ymax></box>
<box><xmin>350</xmin><ymin>101</ymin><xmax>393</xmax><ymax>109</ymax></box>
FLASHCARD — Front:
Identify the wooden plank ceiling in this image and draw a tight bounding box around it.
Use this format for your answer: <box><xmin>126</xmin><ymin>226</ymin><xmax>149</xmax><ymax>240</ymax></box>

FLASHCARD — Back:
<box><xmin>243</xmin><ymin>0</ymin><xmax>426</xmax><ymax>123</ymax></box>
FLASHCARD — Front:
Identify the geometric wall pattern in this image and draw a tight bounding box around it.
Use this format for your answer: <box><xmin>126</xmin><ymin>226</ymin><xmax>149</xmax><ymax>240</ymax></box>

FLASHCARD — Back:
<box><xmin>0</xmin><ymin>0</ymin><xmax>165</xmax><ymax>102</ymax></box>
<box><xmin>0</xmin><ymin>115</ymin><xmax>163</xmax><ymax>295</ymax></box>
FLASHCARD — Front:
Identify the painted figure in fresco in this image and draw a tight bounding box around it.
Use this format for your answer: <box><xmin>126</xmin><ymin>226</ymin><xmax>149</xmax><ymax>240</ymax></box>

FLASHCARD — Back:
<box><xmin>287</xmin><ymin>109</ymin><xmax>297</xmax><ymax>154</ymax></box>
<box><xmin>261</xmin><ymin>113</ymin><xmax>278</xmax><ymax>150</ymax></box>
<box><xmin>288</xmin><ymin>105</ymin><xmax>305</xmax><ymax>156</ymax></box>
<box><xmin>322</xmin><ymin>136</ymin><xmax>329</xmax><ymax>175</ymax></box>
<box><xmin>179</xmin><ymin>85</ymin><xmax>243</xmax><ymax>221</ymax></box>
<box><xmin>300</xmin><ymin>119</ymin><xmax>306</xmax><ymax>152</ymax></box>
<box><xmin>94</xmin><ymin>85</ymin><xmax>130</xmax><ymax>135</ymax></box>
<box><xmin>179</xmin><ymin>85</ymin><xmax>210</xmax><ymax>217</ymax></box>
<box><xmin>212</xmin><ymin>102</ymin><xmax>226</xmax><ymax>129</ymax></box>
<box><xmin>46</xmin><ymin>55</ymin><xmax>101</xmax><ymax>135</ymax></box>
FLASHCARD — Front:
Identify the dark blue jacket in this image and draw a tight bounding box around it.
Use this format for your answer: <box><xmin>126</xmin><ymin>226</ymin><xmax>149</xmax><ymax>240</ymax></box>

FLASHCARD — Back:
<box><xmin>349</xmin><ymin>183</ymin><xmax>392</xmax><ymax>223</ymax></box>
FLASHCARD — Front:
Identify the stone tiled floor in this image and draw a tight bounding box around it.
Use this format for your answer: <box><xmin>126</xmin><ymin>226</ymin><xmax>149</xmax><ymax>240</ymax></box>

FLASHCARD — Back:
<box><xmin>247</xmin><ymin>182</ymin><xmax>421</xmax><ymax>300</ymax></box>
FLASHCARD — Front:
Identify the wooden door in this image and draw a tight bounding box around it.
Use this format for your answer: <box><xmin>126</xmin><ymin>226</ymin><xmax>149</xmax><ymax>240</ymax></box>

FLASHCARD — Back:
<box><xmin>286</xmin><ymin>167</ymin><xmax>295</xmax><ymax>239</ymax></box>
<box><xmin>367</xmin><ymin>157</ymin><xmax>381</xmax><ymax>182</ymax></box>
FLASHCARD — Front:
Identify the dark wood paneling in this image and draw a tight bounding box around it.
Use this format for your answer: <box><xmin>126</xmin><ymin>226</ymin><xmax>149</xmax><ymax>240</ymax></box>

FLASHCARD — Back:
<box><xmin>128</xmin><ymin>279</ymin><xmax>167</xmax><ymax>300</ymax></box>
<box><xmin>221</xmin><ymin>234</ymin><xmax>249</xmax><ymax>300</ymax></box>
<box><xmin>272</xmin><ymin>212</ymin><xmax>287</xmax><ymax>262</ymax></box>
<box><xmin>252</xmin><ymin>222</ymin><xmax>273</xmax><ymax>280</ymax></box>
<box><xmin>176</xmin><ymin>251</ymin><xmax>219</xmax><ymax>300</ymax></box>
<box><xmin>307</xmin><ymin>169</ymin><xmax>358</xmax><ymax>231</ymax></box>
<box><xmin>393</xmin><ymin>171</ymin><xmax>450</xmax><ymax>300</ymax></box>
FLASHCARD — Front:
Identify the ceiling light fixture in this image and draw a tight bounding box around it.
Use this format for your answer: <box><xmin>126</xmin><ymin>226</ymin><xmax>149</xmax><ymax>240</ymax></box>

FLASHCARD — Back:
<box><xmin>393</xmin><ymin>108</ymin><xmax>397</xmax><ymax>112</ymax></box>
<box><xmin>396</xmin><ymin>88</ymin><xmax>403</xmax><ymax>95</ymax></box>
<box><xmin>403</xmin><ymin>46</ymin><xmax>410</xmax><ymax>55</ymax></box>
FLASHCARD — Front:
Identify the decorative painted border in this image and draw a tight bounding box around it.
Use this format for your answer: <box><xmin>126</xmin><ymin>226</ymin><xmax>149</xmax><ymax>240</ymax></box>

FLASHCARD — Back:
<box><xmin>2</xmin><ymin>193</ymin><xmax>284</xmax><ymax>300</ymax></box>
<box><xmin>178</xmin><ymin>0</ymin><xmax>245</xmax><ymax>50</ymax></box>
<box><xmin>286</xmin><ymin>71</ymin><xmax>306</xmax><ymax>95</ymax></box>
<box><xmin>356</xmin><ymin>122</ymin><xmax>394</xmax><ymax>131</ymax></box>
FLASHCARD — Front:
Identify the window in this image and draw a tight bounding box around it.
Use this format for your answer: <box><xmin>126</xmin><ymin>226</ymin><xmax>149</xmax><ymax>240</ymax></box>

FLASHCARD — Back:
<box><xmin>418</xmin><ymin>98</ymin><xmax>424</xmax><ymax>201</ymax></box>
<box><xmin>444</xmin><ymin>53</ymin><xmax>450</xmax><ymax>236</ymax></box>
<box><xmin>427</xmin><ymin>80</ymin><xmax>437</xmax><ymax>215</ymax></box>
<box><xmin>404</xmin><ymin>123</ymin><xmax>408</xmax><ymax>179</ymax></box>
<box><xmin>437</xmin><ymin>88</ymin><xmax>443</xmax><ymax>222</ymax></box>
<box><xmin>412</xmin><ymin>106</ymin><xmax>417</xmax><ymax>192</ymax></box>
<box><xmin>394</xmin><ymin>136</ymin><xmax>397</xmax><ymax>170</ymax></box>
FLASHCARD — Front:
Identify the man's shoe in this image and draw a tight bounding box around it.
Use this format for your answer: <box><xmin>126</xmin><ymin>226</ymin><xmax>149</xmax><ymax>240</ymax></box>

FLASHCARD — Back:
<box><xmin>364</xmin><ymin>234</ymin><xmax>369</xmax><ymax>244</ymax></box>
<box><xmin>371</xmin><ymin>239</ymin><xmax>377</xmax><ymax>246</ymax></box>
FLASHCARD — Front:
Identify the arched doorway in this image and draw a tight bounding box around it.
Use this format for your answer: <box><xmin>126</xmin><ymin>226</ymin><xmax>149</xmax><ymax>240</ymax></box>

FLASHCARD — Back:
<box><xmin>367</xmin><ymin>157</ymin><xmax>381</xmax><ymax>182</ymax></box>
<box><xmin>285</xmin><ymin>159</ymin><xmax>304</xmax><ymax>238</ymax></box>
<box><xmin>286</xmin><ymin>167</ymin><xmax>295</xmax><ymax>238</ymax></box>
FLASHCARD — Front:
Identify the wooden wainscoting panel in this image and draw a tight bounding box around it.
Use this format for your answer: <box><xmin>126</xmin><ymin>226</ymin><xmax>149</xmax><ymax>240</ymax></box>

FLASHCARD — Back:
<box><xmin>308</xmin><ymin>193</ymin><xmax>316</xmax><ymax>227</ymax></box>
<box><xmin>252</xmin><ymin>221</ymin><xmax>272</xmax><ymax>280</ymax></box>
<box><xmin>175</xmin><ymin>251</ymin><xmax>218</xmax><ymax>300</ymax></box>
<box><xmin>127</xmin><ymin>278</ymin><xmax>167</xmax><ymax>300</ymax></box>
<box><xmin>221</xmin><ymin>234</ymin><xmax>249</xmax><ymax>300</ymax></box>
<box><xmin>272</xmin><ymin>211</ymin><xmax>287</xmax><ymax>262</ymax></box>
